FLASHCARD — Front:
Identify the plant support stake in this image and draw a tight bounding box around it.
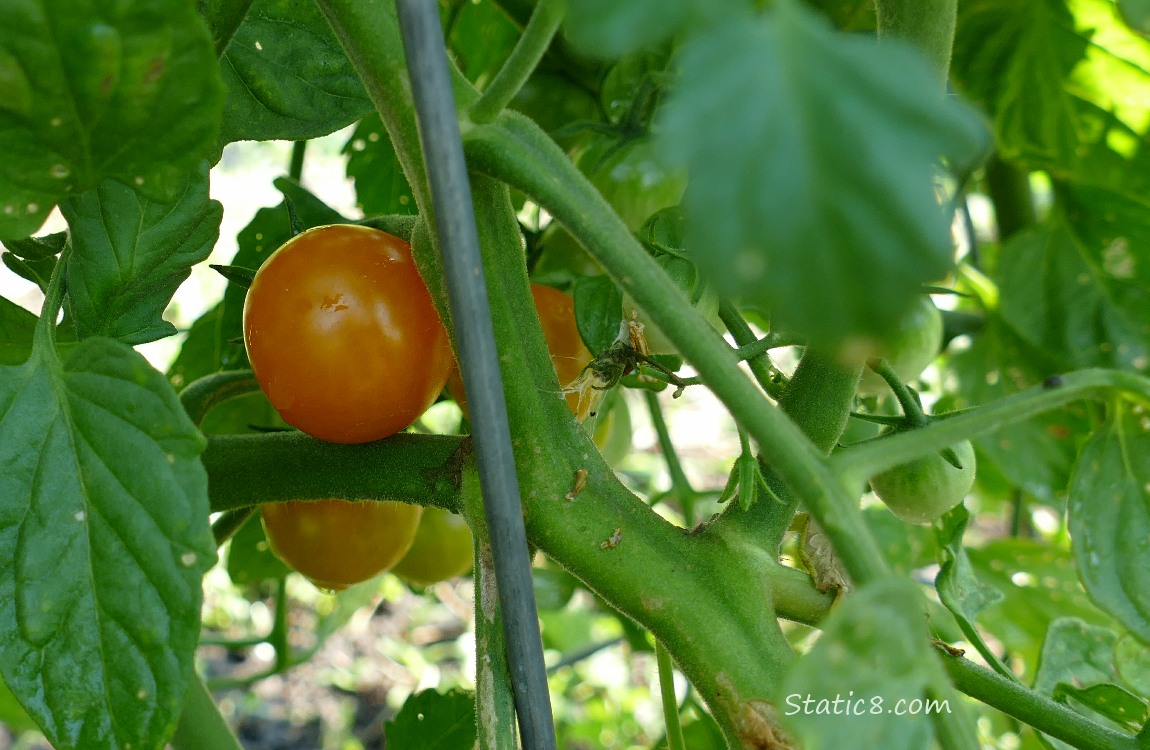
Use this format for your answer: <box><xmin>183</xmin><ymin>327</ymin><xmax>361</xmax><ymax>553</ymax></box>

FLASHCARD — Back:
<box><xmin>393</xmin><ymin>1</ymin><xmax>558</xmax><ymax>748</ymax></box>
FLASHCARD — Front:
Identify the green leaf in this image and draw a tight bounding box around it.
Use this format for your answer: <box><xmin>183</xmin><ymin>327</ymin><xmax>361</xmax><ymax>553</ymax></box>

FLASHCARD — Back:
<box><xmin>1116</xmin><ymin>635</ymin><xmax>1150</xmax><ymax>697</ymax></box>
<box><xmin>533</xmin><ymin>566</ymin><xmax>581</xmax><ymax>611</ymax></box>
<box><xmin>1</xmin><ymin>232</ymin><xmax>65</xmax><ymax>292</ymax></box>
<box><xmin>384</xmin><ymin>689</ymin><xmax>477</xmax><ymax>749</ymax></box>
<box><xmin>0</xmin><ymin>338</ymin><xmax>216</xmax><ymax>749</ymax></box>
<box><xmin>1067</xmin><ymin>402</ymin><xmax>1150</xmax><ymax>645</ymax></box>
<box><xmin>225</xmin><ymin>511</ymin><xmax>289</xmax><ymax>588</ymax></box>
<box><xmin>61</xmin><ymin>164</ymin><xmax>222</xmax><ymax>345</ymax></box>
<box><xmin>344</xmin><ymin>114</ymin><xmax>417</xmax><ymax>216</ymax></box>
<box><xmin>0</xmin><ymin>0</ymin><xmax>222</xmax><ymax>239</ymax></box>
<box><xmin>446</xmin><ymin>0</ymin><xmax>520</xmax><ymax>87</ymax></box>
<box><xmin>1052</xmin><ymin>682</ymin><xmax>1147</xmax><ymax>731</ymax></box>
<box><xmin>573</xmin><ymin>274</ymin><xmax>623</xmax><ymax>354</ymax></box>
<box><xmin>933</xmin><ymin>505</ymin><xmax>1012</xmax><ymax>677</ymax></box>
<box><xmin>0</xmin><ymin>296</ymin><xmax>36</xmax><ymax>366</ymax></box>
<box><xmin>778</xmin><ymin>578</ymin><xmax>973</xmax><ymax>749</ymax></box>
<box><xmin>167</xmin><ymin>303</ymin><xmax>239</xmax><ymax>388</ymax></box>
<box><xmin>996</xmin><ymin>218</ymin><xmax>1150</xmax><ymax>373</ymax></box>
<box><xmin>217</xmin><ymin>0</ymin><xmax>373</xmax><ymax>144</ymax></box>
<box><xmin>657</xmin><ymin>1</ymin><xmax>987</xmax><ymax>344</ymax></box>
<box><xmin>564</xmin><ymin>0</ymin><xmax>747</xmax><ymax>58</ymax></box>
<box><xmin>1034</xmin><ymin>618</ymin><xmax>1133</xmax><ymax>748</ymax></box>
<box><xmin>968</xmin><ymin>539</ymin><xmax>1115</xmax><ymax>669</ymax></box>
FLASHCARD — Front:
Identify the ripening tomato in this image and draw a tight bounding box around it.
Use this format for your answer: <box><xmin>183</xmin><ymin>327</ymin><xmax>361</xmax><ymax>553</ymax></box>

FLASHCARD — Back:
<box><xmin>260</xmin><ymin>499</ymin><xmax>423</xmax><ymax>591</ymax></box>
<box><xmin>243</xmin><ymin>224</ymin><xmax>452</xmax><ymax>444</ymax></box>
<box><xmin>449</xmin><ymin>283</ymin><xmax>592</xmax><ymax>415</ymax></box>
<box><xmin>391</xmin><ymin>506</ymin><xmax>475</xmax><ymax>588</ymax></box>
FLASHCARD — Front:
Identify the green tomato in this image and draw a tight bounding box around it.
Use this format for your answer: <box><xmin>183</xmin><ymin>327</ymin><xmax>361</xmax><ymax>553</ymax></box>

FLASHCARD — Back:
<box><xmin>391</xmin><ymin>507</ymin><xmax>474</xmax><ymax>588</ymax></box>
<box><xmin>858</xmin><ymin>296</ymin><xmax>943</xmax><ymax>396</ymax></box>
<box><xmin>869</xmin><ymin>440</ymin><xmax>976</xmax><ymax>524</ymax></box>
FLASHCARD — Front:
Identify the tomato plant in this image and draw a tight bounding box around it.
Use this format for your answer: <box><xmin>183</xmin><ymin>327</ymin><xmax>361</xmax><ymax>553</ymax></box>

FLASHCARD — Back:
<box><xmin>391</xmin><ymin>506</ymin><xmax>475</xmax><ymax>587</ymax></box>
<box><xmin>243</xmin><ymin>224</ymin><xmax>453</xmax><ymax>444</ymax></box>
<box><xmin>3</xmin><ymin>1</ymin><xmax>1150</xmax><ymax>749</ymax></box>
<box><xmin>261</xmin><ymin>498</ymin><xmax>423</xmax><ymax>591</ymax></box>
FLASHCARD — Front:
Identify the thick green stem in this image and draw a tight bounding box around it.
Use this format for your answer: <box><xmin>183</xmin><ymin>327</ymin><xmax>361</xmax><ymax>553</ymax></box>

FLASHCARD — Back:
<box><xmin>170</xmin><ymin>674</ymin><xmax>243</xmax><ymax>750</ymax></box>
<box><xmin>873</xmin><ymin>0</ymin><xmax>957</xmax><ymax>81</ymax></box>
<box><xmin>470</xmin><ymin>0</ymin><xmax>566</xmax><ymax>123</ymax></box>
<box><xmin>940</xmin><ymin>652</ymin><xmax>1140</xmax><ymax>750</ymax></box>
<box><xmin>201</xmin><ymin>432</ymin><xmax>465</xmax><ymax>513</ymax></box>
<box><xmin>178</xmin><ymin>371</ymin><xmax>260</xmax><ymax>426</ymax></box>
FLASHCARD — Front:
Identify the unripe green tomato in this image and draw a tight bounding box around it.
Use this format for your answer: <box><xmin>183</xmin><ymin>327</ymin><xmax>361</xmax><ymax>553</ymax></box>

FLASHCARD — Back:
<box><xmin>577</xmin><ymin>139</ymin><xmax>687</xmax><ymax>232</ymax></box>
<box><xmin>869</xmin><ymin>440</ymin><xmax>976</xmax><ymax>524</ymax></box>
<box><xmin>391</xmin><ymin>507</ymin><xmax>474</xmax><ymax>587</ymax></box>
<box><xmin>858</xmin><ymin>296</ymin><xmax>943</xmax><ymax>396</ymax></box>
<box><xmin>590</xmin><ymin>394</ymin><xmax>632</xmax><ymax>466</ymax></box>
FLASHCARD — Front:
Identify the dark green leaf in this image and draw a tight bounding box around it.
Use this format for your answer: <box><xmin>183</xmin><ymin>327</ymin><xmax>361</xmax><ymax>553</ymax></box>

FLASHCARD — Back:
<box><xmin>968</xmin><ymin>540</ymin><xmax>1115</xmax><ymax>669</ymax></box>
<box><xmin>933</xmin><ymin>505</ymin><xmax>1011</xmax><ymax>677</ymax></box>
<box><xmin>166</xmin><ymin>303</ymin><xmax>241</xmax><ymax>388</ymax></box>
<box><xmin>861</xmin><ymin>505</ymin><xmax>936</xmax><ymax>575</ymax></box>
<box><xmin>533</xmin><ymin>566</ymin><xmax>581</xmax><ymax>611</ymax></box>
<box><xmin>217</xmin><ymin>0</ymin><xmax>373</xmax><ymax>144</ymax></box>
<box><xmin>997</xmin><ymin>219</ymin><xmax>1150</xmax><ymax>373</ymax></box>
<box><xmin>61</xmin><ymin>164</ymin><xmax>222</xmax><ymax>346</ymax></box>
<box><xmin>1120</xmin><ymin>0</ymin><xmax>1150</xmax><ymax>34</ymax></box>
<box><xmin>209</xmin><ymin>264</ymin><xmax>256</xmax><ymax>290</ymax></box>
<box><xmin>0</xmin><ymin>338</ymin><xmax>216</xmax><ymax>749</ymax></box>
<box><xmin>384</xmin><ymin>689</ymin><xmax>477</xmax><ymax>750</ymax></box>
<box><xmin>447</xmin><ymin>0</ymin><xmax>519</xmax><ymax>86</ymax></box>
<box><xmin>225</xmin><ymin>511</ymin><xmax>289</xmax><ymax>588</ymax></box>
<box><xmin>0</xmin><ymin>0</ymin><xmax>222</xmax><ymax>238</ymax></box>
<box><xmin>1067</xmin><ymin>402</ymin><xmax>1150</xmax><ymax>645</ymax></box>
<box><xmin>1034</xmin><ymin>618</ymin><xmax>1131</xmax><ymax>749</ymax></box>
<box><xmin>573</xmin><ymin>275</ymin><xmax>623</xmax><ymax>354</ymax></box>
<box><xmin>1052</xmin><ymin>682</ymin><xmax>1147</xmax><ymax>730</ymax></box>
<box><xmin>2</xmin><ymin>232</ymin><xmax>65</xmax><ymax>292</ymax></box>
<box><xmin>0</xmin><ymin>296</ymin><xmax>35</xmax><ymax>366</ymax></box>
<box><xmin>344</xmin><ymin>114</ymin><xmax>417</xmax><ymax>216</ymax></box>
<box><xmin>657</xmin><ymin>1</ymin><xmax>987</xmax><ymax>344</ymax></box>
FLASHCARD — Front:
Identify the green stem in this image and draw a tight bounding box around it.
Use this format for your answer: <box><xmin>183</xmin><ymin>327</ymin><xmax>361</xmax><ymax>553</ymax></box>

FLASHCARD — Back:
<box><xmin>470</xmin><ymin>0</ymin><xmax>566</xmax><ymax>124</ymax></box>
<box><xmin>288</xmin><ymin>140</ymin><xmax>307</xmax><ymax>181</ymax></box>
<box><xmin>656</xmin><ymin>641</ymin><xmax>687</xmax><ymax>750</ymax></box>
<box><xmin>465</xmin><ymin>113</ymin><xmax>891</xmax><ymax>587</ymax></box>
<box><xmin>201</xmin><ymin>432</ymin><xmax>465</xmax><ymax>513</ymax></box>
<box><xmin>940</xmin><ymin>651</ymin><xmax>1140</xmax><ymax>750</ymax></box>
<box><xmin>643</xmin><ymin>390</ymin><xmax>697</xmax><ymax>524</ymax></box>
<box><xmin>719</xmin><ymin>302</ymin><xmax>785</xmax><ymax>399</ymax></box>
<box><xmin>170</xmin><ymin>674</ymin><xmax>243</xmax><ymax>750</ymax></box>
<box><xmin>985</xmin><ymin>155</ymin><xmax>1035</xmax><ymax>241</ymax></box>
<box><xmin>869</xmin><ymin>358</ymin><xmax>928</xmax><ymax>426</ymax></box>
<box><xmin>873</xmin><ymin>0</ymin><xmax>957</xmax><ymax>81</ymax></box>
<box><xmin>211</xmin><ymin>507</ymin><xmax>254</xmax><ymax>546</ymax></box>
<box><xmin>178</xmin><ymin>371</ymin><xmax>260</xmax><ymax>426</ymax></box>
<box><xmin>833</xmin><ymin>369</ymin><xmax>1150</xmax><ymax>484</ymax></box>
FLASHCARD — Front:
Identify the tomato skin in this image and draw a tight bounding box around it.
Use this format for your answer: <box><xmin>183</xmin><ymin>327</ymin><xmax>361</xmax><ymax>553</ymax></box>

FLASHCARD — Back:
<box><xmin>260</xmin><ymin>499</ymin><xmax>423</xmax><ymax>591</ymax></box>
<box><xmin>449</xmin><ymin>284</ymin><xmax>592</xmax><ymax>415</ymax></box>
<box><xmin>869</xmin><ymin>440</ymin><xmax>976</xmax><ymax>524</ymax></box>
<box><xmin>858</xmin><ymin>296</ymin><xmax>943</xmax><ymax>396</ymax></box>
<box><xmin>391</xmin><ymin>506</ymin><xmax>474</xmax><ymax>587</ymax></box>
<box><xmin>243</xmin><ymin>224</ymin><xmax>452</xmax><ymax>444</ymax></box>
